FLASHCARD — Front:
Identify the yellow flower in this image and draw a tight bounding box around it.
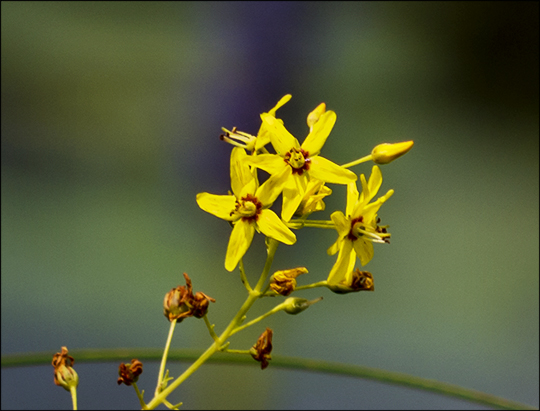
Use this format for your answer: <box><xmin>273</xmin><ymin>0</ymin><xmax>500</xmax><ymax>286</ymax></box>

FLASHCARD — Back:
<box><xmin>196</xmin><ymin>147</ymin><xmax>296</xmax><ymax>272</ymax></box>
<box><xmin>246</xmin><ymin>97</ymin><xmax>357</xmax><ymax>221</ymax></box>
<box><xmin>327</xmin><ymin>166</ymin><xmax>393</xmax><ymax>286</ymax></box>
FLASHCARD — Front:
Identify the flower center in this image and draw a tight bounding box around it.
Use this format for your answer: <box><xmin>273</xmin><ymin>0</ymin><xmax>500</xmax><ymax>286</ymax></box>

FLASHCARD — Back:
<box><xmin>284</xmin><ymin>148</ymin><xmax>310</xmax><ymax>175</ymax></box>
<box><xmin>231</xmin><ymin>194</ymin><xmax>263</xmax><ymax>222</ymax></box>
<box><xmin>347</xmin><ymin>216</ymin><xmax>390</xmax><ymax>243</ymax></box>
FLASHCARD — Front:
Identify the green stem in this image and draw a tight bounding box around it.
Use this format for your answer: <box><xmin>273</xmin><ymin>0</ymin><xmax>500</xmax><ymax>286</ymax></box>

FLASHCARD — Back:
<box><xmin>239</xmin><ymin>258</ymin><xmax>252</xmax><ymax>292</ymax></box>
<box><xmin>70</xmin><ymin>385</ymin><xmax>78</xmax><ymax>410</ymax></box>
<box><xmin>341</xmin><ymin>154</ymin><xmax>373</xmax><ymax>168</ymax></box>
<box><xmin>145</xmin><ymin>237</ymin><xmax>280</xmax><ymax>410</ymax></box>
<box><xmin>155</xmin><ymin>318</ymin><xmax>176</xmax><ymax>396</ymax></box>
<box><xmin>223</xmin><ymin>349</ymin><xmax>251</xmax><ymax>355</ymax></box>
<box><xmin>229</xmin><ymin>302</ymin><xmax>287</xmax><ymax>337</ymax></box>
<box><xmin>203</xmin><ymin>314</ymin><xmax>219</xmax><ymax>343</ymax></box>
<box><xmin>133</xmin><ymin>382</ymin><xmax>146</xmax><ymax>409</ymax></box>
<box><xmin>295</xmin><ymin>281</ymin><xmax>328</xmax><ymax>291</ymax></box>
<box><xmin>3</xmin><ymin>350</ymin><xmax>535</xmax><ymax>410</ymax></box>
<box><xmin>287</xmin><ymin>220</ymin><xmax>335</xmax><ymax>229</ymax></box>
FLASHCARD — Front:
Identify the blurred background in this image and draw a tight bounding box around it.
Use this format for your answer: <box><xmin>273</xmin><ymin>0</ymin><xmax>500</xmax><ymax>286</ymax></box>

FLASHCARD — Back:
<box><xmin>1</xmin><ymin>1</ymin><xmax>538</xmax><ymax>409</ymax></box>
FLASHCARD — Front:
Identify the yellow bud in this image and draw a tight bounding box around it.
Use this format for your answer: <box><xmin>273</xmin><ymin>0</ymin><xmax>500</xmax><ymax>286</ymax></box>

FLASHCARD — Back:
<box><xmin>371</xmin><ymin>141</ymin><xmax>414</xmax><ymax>164</ymax></box>
<box><xmin>307</xmin><ymin>102</ymin><xmax>326</xmax><ymax>128</ymax></box>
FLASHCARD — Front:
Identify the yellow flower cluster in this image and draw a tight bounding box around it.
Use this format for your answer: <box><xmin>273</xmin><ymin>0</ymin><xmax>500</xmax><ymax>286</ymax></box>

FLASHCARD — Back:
<box><xmin>197</xmin><ymin>95</ymin><xmax>412</xmax><ymax>288</ymax></box>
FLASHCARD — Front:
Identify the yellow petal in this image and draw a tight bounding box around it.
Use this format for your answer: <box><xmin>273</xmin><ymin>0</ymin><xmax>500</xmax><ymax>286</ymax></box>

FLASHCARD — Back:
<box><xmin>330</xmin><ymin>211</ymin><xmax>350</xmax><ymax>237</ymax></box>
<box><xmin>309</xmin><ymin>156</ymin><xmax>357</xmax><ymax>185</ymax></box>
<box><xmin>353</xmin><ymin>238</ymin><xmax>374</xmax><ymax>266</ymax></box>
<box><xmin>367</xmin><ymin>165</ymin><xmax>382</xmax><ymax>200</ymax></box>
<box><xmin>301</xmin><ymin>110</ymin><xmax>336</xmax><ymax>156</ymax></box>
<box><xmin>362</xmin><ymin>189</ymin><xmax>394</xmax><ymax>222</ymax></box>
<box><xmin>225</xmin><ymin>220</ymin><xmax>255</xmax><ymax>272</ymax></box>
<box><xmin>256</xmin><ymin>166</ymin><xmax>292</xmax><ymax>206</ymax></box>
<box><xmin>239</xmin><ymin>177</ymin><xmax>259</xmax><ymax>198</ymax></box>
<box><xmin>268</xmin><ymin>94</ymin><xmax>292</xmax><ymax>116</ymax></box>
<box><xmin>261</xmin><ymin>113</ymin><xmax>299</xmax><ymax>156</ymax></box>
<box><xmin>230</xmin><ymin>147</ymin><xmax>255</xmax><ymax>198</ymax></box>
<box><xmin>327</xmin><ymin>239</ymin><xmax>355</xmax><ymax>285</ymax></box>
<box><xmin>327</xmin><ymin>237</ymin><xmax>342</xmax><ymax>256</ymax></box>
<box><xmin>306</xmin><ymin>102</ymin><xmax>326</xmax><ymax>128</ymax></box>
<box><xmin>354</xmin><ymin>173</ymin><xmax>370</xmax><ymax>218</ymax></box>
<box><xmin>245</xmin><ymin>153</ymin><xmax>287</xmax><ymax>175</ymax></box>
<box><xmin>257</xmin><ymin>209</ymin><xmax>296</xmax><ymax>245</ymax></box>
<box><xmin>281</xmin><ymin>175</ymin><xmax>307</xmax><ymax>222</ymax></box>
<box><xmin>346</xmin><ymin>181</ymin><xmax>359</xmax><ymax>217</ymax></box>
<box><xmin>196</xmin><ymin>193</ymin><xmax>236</xmax><ymax>221</ymax></box>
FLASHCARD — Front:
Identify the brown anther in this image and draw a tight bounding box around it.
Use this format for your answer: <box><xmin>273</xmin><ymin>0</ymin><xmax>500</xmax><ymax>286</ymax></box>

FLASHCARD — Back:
<box><xmin>250</xmin><ymin>328</ymin><xmax>273</xmax><ymax>370</ymax></box>
<box><xmin>117</xmin><ymin>359</ymin><xmax>143</xmax><ymax>386</ymax></box>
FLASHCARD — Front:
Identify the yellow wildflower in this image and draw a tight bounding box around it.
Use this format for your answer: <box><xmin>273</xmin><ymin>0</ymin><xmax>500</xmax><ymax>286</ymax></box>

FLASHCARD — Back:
<box><xmin>327</xmin><ymin>166</ymin><xmax>393</xmax><ymax>286</ymax></box>
<box><xmin>196</xmin><ymin>147</ymin><xmax>296</xmax><ymax>272</ymax></box>
<box><xmin>246</xmin><ymin>96</ymin><xmax>357</xmax><ymax>221</ymax></box>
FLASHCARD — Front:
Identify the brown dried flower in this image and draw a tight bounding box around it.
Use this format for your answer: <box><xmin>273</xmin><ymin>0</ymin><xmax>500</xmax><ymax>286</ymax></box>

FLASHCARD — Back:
<box><xmin>52</xmin><ymin>346</ymin><xmax>78</xmax><ymax>391</ymax></box>
<box><xmin>117</xmin><ymin>359</ymin><xmax>143</xmax><ymax>386</ymax></box>
<box><xmin>269</xmin><ymin>267</ymin><xmax>308</xmax><ymax>296</ymax></box>
<box><xmin>250</xmin><ymin>328</ymin><xmax>273</xmax><ymax>370</ymax></box>
<box><xmin>327</xmin><ymin>269</ymin><xmax>374</xmax><ymax>294</ymax></box>
<box><xmin>163</xmin><ymin>273</ymin><xmax>215</xmax><ymax>322</ymax></box>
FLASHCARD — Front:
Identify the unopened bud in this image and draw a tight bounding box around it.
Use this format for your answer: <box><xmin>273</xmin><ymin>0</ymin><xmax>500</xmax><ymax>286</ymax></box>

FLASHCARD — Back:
<box><xmin>52</xmin><ymin>347</ymin><xmax>79</xmax><ymax>391</ymax></box>
<box><xmin>371</xmin><ymin>141</ymin><xmax>414</xmax><ymax>164</ymax></box>
<box><xmin>327</xmin><ymin>270</ymin><xmax>374</xmax><ymax>294</ymax></box>
<box><xmin>283</xmin><ymin>296</ymin><xmax>323</xmax><ymax>314</ymax></box>
<box><xmin>270</xmin><ymin>267</ymin><xmax>308</xmax><ymax>296</ymax></box>
<box><xmin>307</xmin><ymin>103</ymin><xmax>326</xmax><ymax>128</ymax></box>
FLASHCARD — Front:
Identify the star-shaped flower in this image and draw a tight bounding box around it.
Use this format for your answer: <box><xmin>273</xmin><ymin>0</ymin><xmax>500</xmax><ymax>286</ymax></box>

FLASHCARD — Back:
<box><xmin>245</xmin><ymin>97</ymin><xmax>357</xmax><ymax>221</ymax></box>
<box><xmin>196</xmin><ymin>147</ymin><xmax>295</xmax><ymax>272</ymax></box>
<box><xmin>327</xmin><ymin>165</ymin><xmax>393</xmax><ymax>286</ymax></box>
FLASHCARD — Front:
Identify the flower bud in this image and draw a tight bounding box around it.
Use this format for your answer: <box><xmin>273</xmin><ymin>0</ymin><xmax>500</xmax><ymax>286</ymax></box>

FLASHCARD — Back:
<box><xmin>270</xmin><ymin>267</ymin><xmax>308</xmax><ymax>296</ymax></box>
<box><xmin>283</xmin><ymin>296</ymin><xmax>323</xmax><ymax>314</ymax></box>
<box><xmin>307</xmin><ymin>103</ymin><xmax>326</xmax><ymax>128</ymax></box>
<box><xmin>371</xmin><ymin>141</ymin><xmax>414</xmax><ymax>164</ymax></box>
<box><xmin>52</xmin><ymin>347</ymin><xmax>79</xmax><ymax>392</ymax></box>
<box><xmin>117</xmin><ymin>359</ymin><xmax>143</xmax><ymax>386</ymax></box>
<box><xmin>250</xmin><ymin>328</ymin><xmax>273</xmax><ymax>370</ymax></box>
<box><xmin>327</xmin><ymin>269</ymin><xmax>374</xmax><ymax>294</ymax></box>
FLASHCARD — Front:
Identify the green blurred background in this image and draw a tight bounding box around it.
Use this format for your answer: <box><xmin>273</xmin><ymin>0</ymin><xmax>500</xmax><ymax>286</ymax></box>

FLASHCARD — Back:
<box><xmin>1</xmin><ymin>1</ymin><xmax>538</xmax><ymax>409</ymax></box>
